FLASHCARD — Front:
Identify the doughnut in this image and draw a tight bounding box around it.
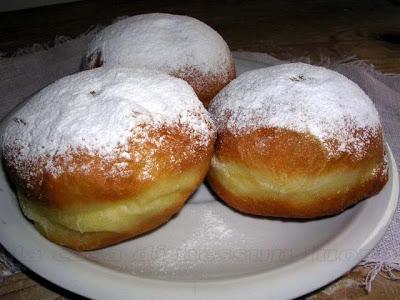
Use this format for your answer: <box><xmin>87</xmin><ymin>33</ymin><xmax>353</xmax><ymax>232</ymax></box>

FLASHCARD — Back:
<box><xmin>83</xmin><ymin>13</ymin><xmax>236</xmax><ymax>107</ymax></box>
<box><xmin>2</xmin><ymin>67</ymin><xmax>216</xmax><ymax>250</ymax></box>
<box><xmin>207</xmin><ymin>63</ymin><xmax>388</xmax><ymax>218</ymax></box>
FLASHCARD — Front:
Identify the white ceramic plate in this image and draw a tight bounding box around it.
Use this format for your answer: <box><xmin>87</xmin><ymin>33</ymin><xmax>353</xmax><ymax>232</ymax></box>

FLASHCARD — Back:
<box><xmin>0</xmin><ymin>59</ymin><xmax>398</xmax><ymax>299</ymax></box>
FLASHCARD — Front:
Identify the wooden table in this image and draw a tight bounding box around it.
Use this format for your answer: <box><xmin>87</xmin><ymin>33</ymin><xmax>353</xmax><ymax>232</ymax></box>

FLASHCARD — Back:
<box><xmin>0</xmin><ymin>0</ymin><xmax>399</xmax><ymax>298</ymax></box>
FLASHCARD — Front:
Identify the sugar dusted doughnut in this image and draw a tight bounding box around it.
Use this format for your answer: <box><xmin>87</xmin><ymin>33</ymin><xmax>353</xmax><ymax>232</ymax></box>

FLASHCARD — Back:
<box><xmin>83</xmin><ymin>13</ymin><xmax>236</xmax><ymax>107</ymax></box>
<box><xmin>2</xmin><ymin>67</ymin><xmax>216</xmax><ymax>250</ymax></box>
<box><xmin>207</xmin><ymin>63</ymin><xmax>388</xmax><ymax>218</ymax></box>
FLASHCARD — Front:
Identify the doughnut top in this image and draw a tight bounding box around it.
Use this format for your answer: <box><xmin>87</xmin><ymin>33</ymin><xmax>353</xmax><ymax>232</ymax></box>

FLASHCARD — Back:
<box><xmin>3</xmin><ymin>67</ymin><xmax>215</xmax><ymax>177</ymax></box>
<box><xmin>86</xmin><ymin>13</ymin><xmax>232</xmax><ymax>76</ymax></box>
<box><xmin>209</xmin><ymin>63</ymin><xmax>381</xmax><ymax>157</ymax></box>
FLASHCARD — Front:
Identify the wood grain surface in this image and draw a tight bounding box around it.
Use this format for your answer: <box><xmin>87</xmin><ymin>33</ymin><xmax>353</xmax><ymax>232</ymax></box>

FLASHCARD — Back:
<box><xmin>0</xmin><ymin>0</ymin><xmax>399</xmax><ymax>299</ymax></box>
<box><xmin>1</xmin><ymin>0</ymin><xmax>400</xmax><ymax>73</ymax></box>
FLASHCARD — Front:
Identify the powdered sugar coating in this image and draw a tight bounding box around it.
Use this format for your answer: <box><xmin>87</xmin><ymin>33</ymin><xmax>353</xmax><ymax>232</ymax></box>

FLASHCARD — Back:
<box><xmin>2</xmin><ymin>67</ymin><xmax>215</xmax><ymax>178</ymax></box>
<box><xmin>86</xmin><ymin>13</ymin><xmax>232</xmax><ymax>77</ymax></box>
<box><xmin>209</xmin><ymin>63</ymin><xmax>381</xmax><ymax>157</ymax></box>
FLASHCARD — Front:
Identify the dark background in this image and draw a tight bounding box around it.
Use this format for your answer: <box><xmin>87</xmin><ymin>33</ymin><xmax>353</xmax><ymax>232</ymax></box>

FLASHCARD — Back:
<box><xmin>1</xmin><ymin>0</ymin><xmax>400</xmax><ymax>73</ymax></box>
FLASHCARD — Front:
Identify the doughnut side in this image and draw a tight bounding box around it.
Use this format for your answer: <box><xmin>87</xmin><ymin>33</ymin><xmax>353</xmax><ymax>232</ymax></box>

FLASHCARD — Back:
<box><xmin>17</xmin><ymin>165</ymin><xmax>208</xmax><ymax>251</ymax></box>
<box><xmin>207</xmin><ymin>128</ymin><xmax>388</xmax><ymax>218</ymax></box>
<box><xmin>4</xmin><ymin>126</ymin><xmax>215</xmax><ymax>250</ymax></box>
<box><xmin>173</xmin><ymin>62</ymin><xmax>236</xmax><ymax>107</ymax></box>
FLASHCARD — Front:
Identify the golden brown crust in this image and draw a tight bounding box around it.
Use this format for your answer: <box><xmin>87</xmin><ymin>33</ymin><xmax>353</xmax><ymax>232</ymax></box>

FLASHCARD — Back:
<box><xmin>5</xmin><ymin>125</ymin><xmax>214</xmax><ymax>209</ymax></box>
<box><xmin>207</xmin><ymin>127</ymin><xmax>388</xmax><ymax>218</ymax></box>
<box><xmin>214</xmin><ymin>127</ymin><xmax>384</xmax><ymax>176</ymax></box>
<box><xmin>5</xmin><ymin>125</ymin><xmax>215</xmax><ymax>250</ymax></box>
<box><xmin>173</xmin><ymin>62</ymin><xmax>236</xmax><ymax>107</ymax></box>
